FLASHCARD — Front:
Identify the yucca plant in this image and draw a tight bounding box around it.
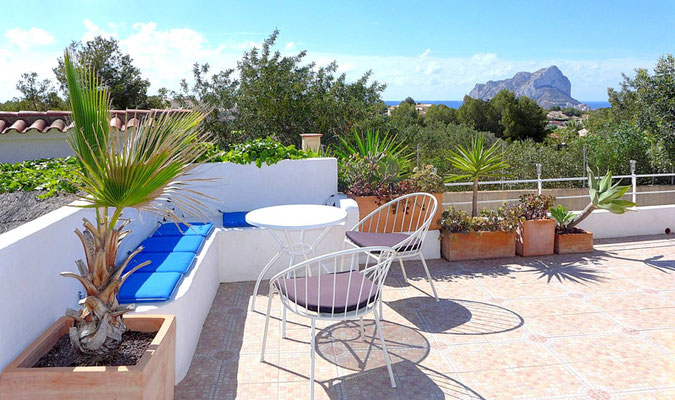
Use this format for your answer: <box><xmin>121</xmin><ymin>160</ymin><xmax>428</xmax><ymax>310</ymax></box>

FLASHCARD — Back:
<box><xmin>60</xmin><ymin>51</ymin><xmax>212</xmax><ymax>355</ymax></box>
<box><xmin>446</xmin><ymin>134</ymin><xmax>509</xmax><ymax>217</ymax></box>
<box><xmin>333</xmin><ymin>128</ymin><xmax>410</xmax><ymax>160</ymax></box>
<box><xmin>566</xmin><ymin>170</ymin><xmax>636</xmax><ymax>229</ymax></box>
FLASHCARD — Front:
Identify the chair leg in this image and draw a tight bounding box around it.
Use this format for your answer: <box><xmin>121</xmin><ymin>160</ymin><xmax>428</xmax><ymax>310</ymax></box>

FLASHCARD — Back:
<box><xmin>419</xmin><ymin>253</ymin><xmax>439</xmax><ymax>302</ymax></box>
<box><xmin>359</xmin><ymin>317</ymin><xmax>365</xmax><ymax>341</ymax></box>
<box><xmin>379</xmin><ymin>297</ymin><xmax>384</xmax><ymax>320</ymax></box>
<box><xmin>310</xmin><ymin>318</ymin><xmax>316</xmax><ymax>400</ymax></box>
<box><xmin>260</xmin><ymin>293</ymin><xmax>274</xmax><ymax>361</ymax></box>
<box><xmin>282</xmin><ymin>307</ymin><xmax>287</xmax><ymax>338</ymax></box>
<box><xmin>398</xmin><ymin>257</ymin><xmax>409</xmax><ymax>283</ymax></box>
<box><xmin>373</xmin><ymin>308</ymin><xmax>396</xmax><ymax>388</ymax></box>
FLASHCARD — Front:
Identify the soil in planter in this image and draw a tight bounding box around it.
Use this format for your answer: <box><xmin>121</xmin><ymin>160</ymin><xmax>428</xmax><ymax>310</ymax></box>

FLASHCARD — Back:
<box><xmin>556</xmin><ymin>227</ymin><xmax>586</xmax><ymax>234</ymax></box>
<box><xmin>33</xmin><ymin>331</ymin><xmax>155</xmax><ymax>368</ymax></box>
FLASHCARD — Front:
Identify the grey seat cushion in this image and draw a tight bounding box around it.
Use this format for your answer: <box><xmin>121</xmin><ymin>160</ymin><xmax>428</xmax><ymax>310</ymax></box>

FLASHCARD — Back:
<box><xmin>346</xmin><ymin>231</ymin><xmax>420</xmax><ymax>252</ymax></box>
<box><xmin>276</xmin><ymin>271</ymin><xmax>378</xmax><ymax>314</ymax></box>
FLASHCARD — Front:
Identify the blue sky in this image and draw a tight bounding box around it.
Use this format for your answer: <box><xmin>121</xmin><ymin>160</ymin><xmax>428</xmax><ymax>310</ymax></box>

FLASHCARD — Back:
<box><xmin>1</xmin><ymin>0</ymin><xmax>673</xmax><ymax>101</ymax></box>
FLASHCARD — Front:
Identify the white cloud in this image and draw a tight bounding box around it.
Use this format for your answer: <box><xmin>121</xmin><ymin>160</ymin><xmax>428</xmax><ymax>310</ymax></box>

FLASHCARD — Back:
<box><xmin>284</xmin><ymin>41</ymin><xmax>295</xmax><ymax>51</ymax></box>
<box><xmin>4</xmin><ymin>28</ymin><xmax>55</xmax><ymax>48</ymax></box>
<box><xmin>82</xmin><ymin>18</ymin><xmax>117</xmax><ymax>41</ymax></box>
<box><xmin>304</xmin><ymin>51</ymin><xmax>652</xmax><ymax>100</ymax></box>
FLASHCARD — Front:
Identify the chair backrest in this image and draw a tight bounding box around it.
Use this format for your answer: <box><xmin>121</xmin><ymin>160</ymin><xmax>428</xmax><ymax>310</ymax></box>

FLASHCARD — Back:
<box><xmin>269</xmin><ymin>247</ymin><xmax>396</xmax><ymax>319</ymax></box>
<box><xmin>352</xmin><ymin>192</ymin><xmax>437</xmax><ymax>254</ymax></box>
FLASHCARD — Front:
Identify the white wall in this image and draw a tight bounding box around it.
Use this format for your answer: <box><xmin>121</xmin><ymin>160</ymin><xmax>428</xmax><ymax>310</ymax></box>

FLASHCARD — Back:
<box><xmin>577</xmin><ymin>204</ymin><xmax>675</xmax><ymax>239</ymax></box>
<box><xmin>0</xmin><ymin>204</ymin><xmax>162</xmax><ymax>373</ymax></box>
<box><xmin>178</xmin><ymin>158</ymin><xmax>338</xmax><ymax>217</ymax></box>
<box><xmin>0</xmin><ymin>132</ymin><xmax>74</xmax><ymax>163</ymax></box>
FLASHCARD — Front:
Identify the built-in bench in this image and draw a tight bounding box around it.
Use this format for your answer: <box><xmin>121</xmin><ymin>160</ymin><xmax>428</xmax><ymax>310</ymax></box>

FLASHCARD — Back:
<box><xmin>118</xmin><ymin>222</ymin><xmax>214</xmax><ymax>303</ymax></box>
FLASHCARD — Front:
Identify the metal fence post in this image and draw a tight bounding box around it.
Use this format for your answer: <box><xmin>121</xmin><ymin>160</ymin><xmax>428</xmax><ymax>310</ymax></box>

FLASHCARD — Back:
<box><xmin>536</xmin><ymin>163</ymin><xmax>542</xmax><ymax>195</ymax></box>
<box><xmin>630</xmin><ymin>160</ymin><xmax>637</xmax><ymax>203</ymax></box>
<box><xmin>582</xmin><ymin>144</ymin><xmax>587</xmax><ymax>174</ymax></box>
<box><xmin>416</xmin><ymin>143</ymin><xmax>420</xmax><ymax>170</ymax></box>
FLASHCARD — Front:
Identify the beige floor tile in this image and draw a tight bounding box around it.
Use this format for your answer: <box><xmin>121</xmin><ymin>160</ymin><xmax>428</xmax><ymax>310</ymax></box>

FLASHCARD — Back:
<box><xmin>175</xmin><ymin>236</ymin><xmax>675</xmax><ymax>399</ymax></box>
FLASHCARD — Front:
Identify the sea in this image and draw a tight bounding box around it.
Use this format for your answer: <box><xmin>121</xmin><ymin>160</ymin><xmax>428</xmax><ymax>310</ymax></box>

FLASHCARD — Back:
<box><xmin>384</xmin><ymin>100</ymin><xmax>611</xmax><ymax>110</ymax></box>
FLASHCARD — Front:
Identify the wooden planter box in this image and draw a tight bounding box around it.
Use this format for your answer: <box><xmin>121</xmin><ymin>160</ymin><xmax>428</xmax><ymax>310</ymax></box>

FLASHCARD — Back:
<box><xmin>441</xmin><ymin>231</ymin><xmax>516</xmax><ymax>261</ymax></box>
<box><xmin>516</xmin><ymin>219</ymin><xmax>555</xmax><ymax>257</ymax></box>
<box><xmin>352</xmin><ymin>193</ymin><xmax>443</xmax><ymax>231</ymax></box>
<box><xmin>555</xmin><ymin>231</ymin><xmax>594</xmax><ymax>254</ymax></box>
<box><xmin>0</xmin><ymin>314</ymin><xmax>175</xmax><ymax>400</ymax></box>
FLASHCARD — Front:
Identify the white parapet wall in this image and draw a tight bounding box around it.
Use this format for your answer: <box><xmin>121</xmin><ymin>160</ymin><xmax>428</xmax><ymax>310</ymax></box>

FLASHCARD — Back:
<box><xmin>577</xmin><ymin>204</ymin><xmax>675</xmax><ymax>238</ymax></box>
<box><xmin>177</xmin><ymin>158</ymin><xmax>339</xmax><ymax>216</ymax></box>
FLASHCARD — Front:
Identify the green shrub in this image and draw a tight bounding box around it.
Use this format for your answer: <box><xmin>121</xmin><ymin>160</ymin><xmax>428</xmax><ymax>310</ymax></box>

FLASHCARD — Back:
<box><xmin>0</xmin><ymin>157</ymin><xmax>82</xmax><ymax>199</ymax></box>
<box><xmin>440</xmin><ymin>205</ymin><xmax>521</xmax><ymax>233</ymax></box>
<box><xmin>211</xmin><ymin>137</ymin><xmax>316</xmax><ymax>167</ymax></box>
<box><xmin>509</xmin><ymin>194</ymin><xmax>556</xmax><ymax>220</ymax></box>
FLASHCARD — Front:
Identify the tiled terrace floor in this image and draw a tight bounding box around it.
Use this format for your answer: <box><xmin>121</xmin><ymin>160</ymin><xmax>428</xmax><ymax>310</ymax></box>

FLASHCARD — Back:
<box><xmin>176</xmin><ymin>235</ymin><xmax>675</xmax><ymax>399</ymax></box>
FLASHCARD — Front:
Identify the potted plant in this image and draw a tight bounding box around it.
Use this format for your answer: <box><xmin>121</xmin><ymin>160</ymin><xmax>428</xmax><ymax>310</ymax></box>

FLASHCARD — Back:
<box><xmin>440</xmin><ymin>205</ymin><xmax>520</xmax><ymax>261</ymax></box>
<box><xmin>550</xmin><ymin>204</ymin><xmax>594</xmax><ymax>254</ymax></box>
<box><xmin>446</xmin><ymin>134</ymin><xmax>509</xmax><ymax>218</ymax></box>
<box><xmin>0</xmin><ymin>52</ymin><xmax>211</xmax><ymax>399</ymax></box>
<box><xmin>550</xmin><ymin>170</ymin><xmax>636</xmax><ymax>254</ymax></box>
<box><xmin>336</xmin><ymin>130</ymin><xmax>446</xmax><ymax>230</ymax></box>
<box><xmin>512</xmin><ymin>194</ymin><xmax>557</xmax><ymax>256</ymax></box>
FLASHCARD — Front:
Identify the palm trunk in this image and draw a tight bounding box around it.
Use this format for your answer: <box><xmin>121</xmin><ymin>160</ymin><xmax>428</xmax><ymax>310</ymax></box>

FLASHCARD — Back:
<box><xmin>471</xmin><ymin>179</ymin><xmax>479</xmax><ymax>217</ymax></box>
<box><xmin>567</xmin><ymin>202</ymin><xmax>596</xmax><ymax>229</ymax></box>
<box><xmin>61</xmin><ymin>212</ymin><xmax>149</xmax><ymax>355</ymax></box>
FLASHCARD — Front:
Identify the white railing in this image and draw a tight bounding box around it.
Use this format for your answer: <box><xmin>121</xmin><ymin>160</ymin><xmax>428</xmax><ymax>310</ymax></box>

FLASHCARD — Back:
<box><xmin>443</xmin><ymin>160</ymin><xmax>675</xmax><ymax>207</ymax></box>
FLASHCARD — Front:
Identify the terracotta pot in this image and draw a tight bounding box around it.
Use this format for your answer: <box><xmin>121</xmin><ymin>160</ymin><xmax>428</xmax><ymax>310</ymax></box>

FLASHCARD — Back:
<box><xmin>352</xmin><ymin>193</ymin><xmax>443</xmax><ymax>231</ymax></box>
<box><xmin>0</xmin><ymin>314</ymin><xmax>175</xmax><ymax>400</ymax></box>
<box><xmin>555</xmin><ymin>231</ymin><xmax>594</xmax><ymax>254</ymax></box>
<box><xmin>441</xmin><ymin>231</ymin><xmax>516</xmax><ymax>261</ymax></box>
<box><xmin>516</xmin><ymin>219</ymin><xmax>555</xmax><ymax>257</ymax></box>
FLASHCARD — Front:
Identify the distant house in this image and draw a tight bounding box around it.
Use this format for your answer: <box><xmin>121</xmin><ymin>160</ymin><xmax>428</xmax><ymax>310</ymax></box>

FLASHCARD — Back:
<box><xmin>386</xmin><ymin>103</ymin><xmax>433</xmax><ymax>116</ymax></box>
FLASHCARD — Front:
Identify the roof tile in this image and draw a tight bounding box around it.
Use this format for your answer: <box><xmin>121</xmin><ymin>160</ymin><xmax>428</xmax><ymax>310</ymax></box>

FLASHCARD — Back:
<box><xmin>0</xmin><ymin>109</ymin><xmax>191</xmax><ymax>135</ymax></box>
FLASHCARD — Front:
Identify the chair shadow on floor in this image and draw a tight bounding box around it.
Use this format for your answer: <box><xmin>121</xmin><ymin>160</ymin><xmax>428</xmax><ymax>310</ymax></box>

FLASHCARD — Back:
<box><xmin>386</xmin><ymin>297</ymin><xmax>523</xmax><ymax>335</ymax></box>
<box><xmin>321</xmin><ymin>361</ymin><xmax>486</xmax><ymax>400</ymax></box>
<box><xmin>310</xmin><ymin>320</ymin><xmax>486</xmax><ymax>399</ymax></box>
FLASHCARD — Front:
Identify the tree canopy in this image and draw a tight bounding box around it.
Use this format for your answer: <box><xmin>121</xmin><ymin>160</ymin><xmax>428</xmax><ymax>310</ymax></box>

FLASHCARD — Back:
<box><xmin>54</xmin><ymin>36</ymin><xmax>151</xmax><ymax>110</ymax></box>
<box><xmin>457</xmin><ymin>91</ymin><xmax>547</xmax><ymax>141</ymax></box>
<box><xmin>176</xmin><ymin>30</ymin><xmax>386</xmax><ymax>146</ymax></box>
<box><xmin>424</xmin><ymin>104</ymin><xmax>458</xmax><ymax>125</ymax></box>
<box><xmin>0</xmin><ymin>72</ymin><xmax>65</xmax><ymax>111</ymax></box>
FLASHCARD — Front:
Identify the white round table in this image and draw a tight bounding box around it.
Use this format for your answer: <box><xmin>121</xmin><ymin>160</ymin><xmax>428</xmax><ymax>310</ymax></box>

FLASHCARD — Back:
<box><xmin>246</xmin><ymin>204</ymin><xmax>347</xmax><ymax>312</ymax></box>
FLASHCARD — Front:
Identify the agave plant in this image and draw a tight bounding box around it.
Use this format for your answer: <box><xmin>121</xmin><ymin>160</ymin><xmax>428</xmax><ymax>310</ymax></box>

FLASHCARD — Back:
<box><xmin>446</xmin><ymin>134</ymin><xmax>509</xmax><ymax>217</ymax></box>
<box><xmin>549</xmin><ymin>204</ymin><xmax>575</xmax><ymax>229</ymax></box>
<box><xmin>566</xmin><ymin>170</ymin><xmax>636</xmax><ymax>229</ymax></box>
<box><xmin>60</xmin><ymin>51</ymin><xmax>212</xmax><ymax>355</ymax></box>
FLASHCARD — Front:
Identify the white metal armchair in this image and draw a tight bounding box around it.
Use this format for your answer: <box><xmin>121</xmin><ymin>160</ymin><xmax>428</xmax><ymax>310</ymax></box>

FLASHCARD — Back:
<box><xmin>260</xmin><ymin>246</ymin><xmax>398</xmax><ymax>400</ymax></box>
<box><xmin>344</xmin><ymin>192</ymin><xmax>439</xmax><ymax>301</ymax></box>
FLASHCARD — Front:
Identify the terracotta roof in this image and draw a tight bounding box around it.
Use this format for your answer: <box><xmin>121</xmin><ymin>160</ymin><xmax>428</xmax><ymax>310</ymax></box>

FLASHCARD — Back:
<box><xmin>0</xmin><ymin>109</ymin><xmax>192</xmax><ymax>135</ymax></box>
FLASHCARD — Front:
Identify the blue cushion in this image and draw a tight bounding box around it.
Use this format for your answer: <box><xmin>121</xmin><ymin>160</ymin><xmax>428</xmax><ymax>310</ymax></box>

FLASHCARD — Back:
<box><xmin>118</xmin><ymin>272</ymin><xmax>183</xmax><ymax>303</ymax></box>
<box><xmin>152</xmin><ymin>222</ymin><xmax>214</xmax><ymax>237</ymax></box>
<box><xmin>223</xmin><ymin>211</ymin><xmax>253</xmax><ymax>228</ymax></box>
<box><xmin>123</xmin><ymin>252</ymin><xmax>196</xmax><ymax>274</ymax></box>
<box><xmin>140</xmin><ymin>236</ymin><xmax>205</xmax><ymax>253</ymax></box>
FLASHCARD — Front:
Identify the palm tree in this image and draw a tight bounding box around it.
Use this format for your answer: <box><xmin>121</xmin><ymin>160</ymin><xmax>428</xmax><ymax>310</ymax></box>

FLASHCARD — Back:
<box><xmin>60</xmin><ymin>51</ymin><xmax>212</xmax><ymax>355</ymax></box>
<box><xmin>446</xmin><ymin>135</ymin><xmax>509</xmax><ymax>217</ymax></box>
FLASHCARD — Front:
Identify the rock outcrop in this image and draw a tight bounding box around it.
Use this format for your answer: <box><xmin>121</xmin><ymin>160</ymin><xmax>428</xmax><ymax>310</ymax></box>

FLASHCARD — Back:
<box><xmin>468</xmin><ymin>66</ymin><xmax>589</xmax><ymax>111</ymax></box>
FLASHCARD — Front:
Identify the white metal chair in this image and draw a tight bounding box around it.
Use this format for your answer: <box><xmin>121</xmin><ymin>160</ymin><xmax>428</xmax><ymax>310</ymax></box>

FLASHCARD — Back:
<box><xmin>260</xmin><ymin>246</ymin><xmax>398</xmax><ymax>400</ymax></box>
<box><xmin>344</xmin><ymin>192</ymin><xmax>439</xmax><ymax>302</ymax></box>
